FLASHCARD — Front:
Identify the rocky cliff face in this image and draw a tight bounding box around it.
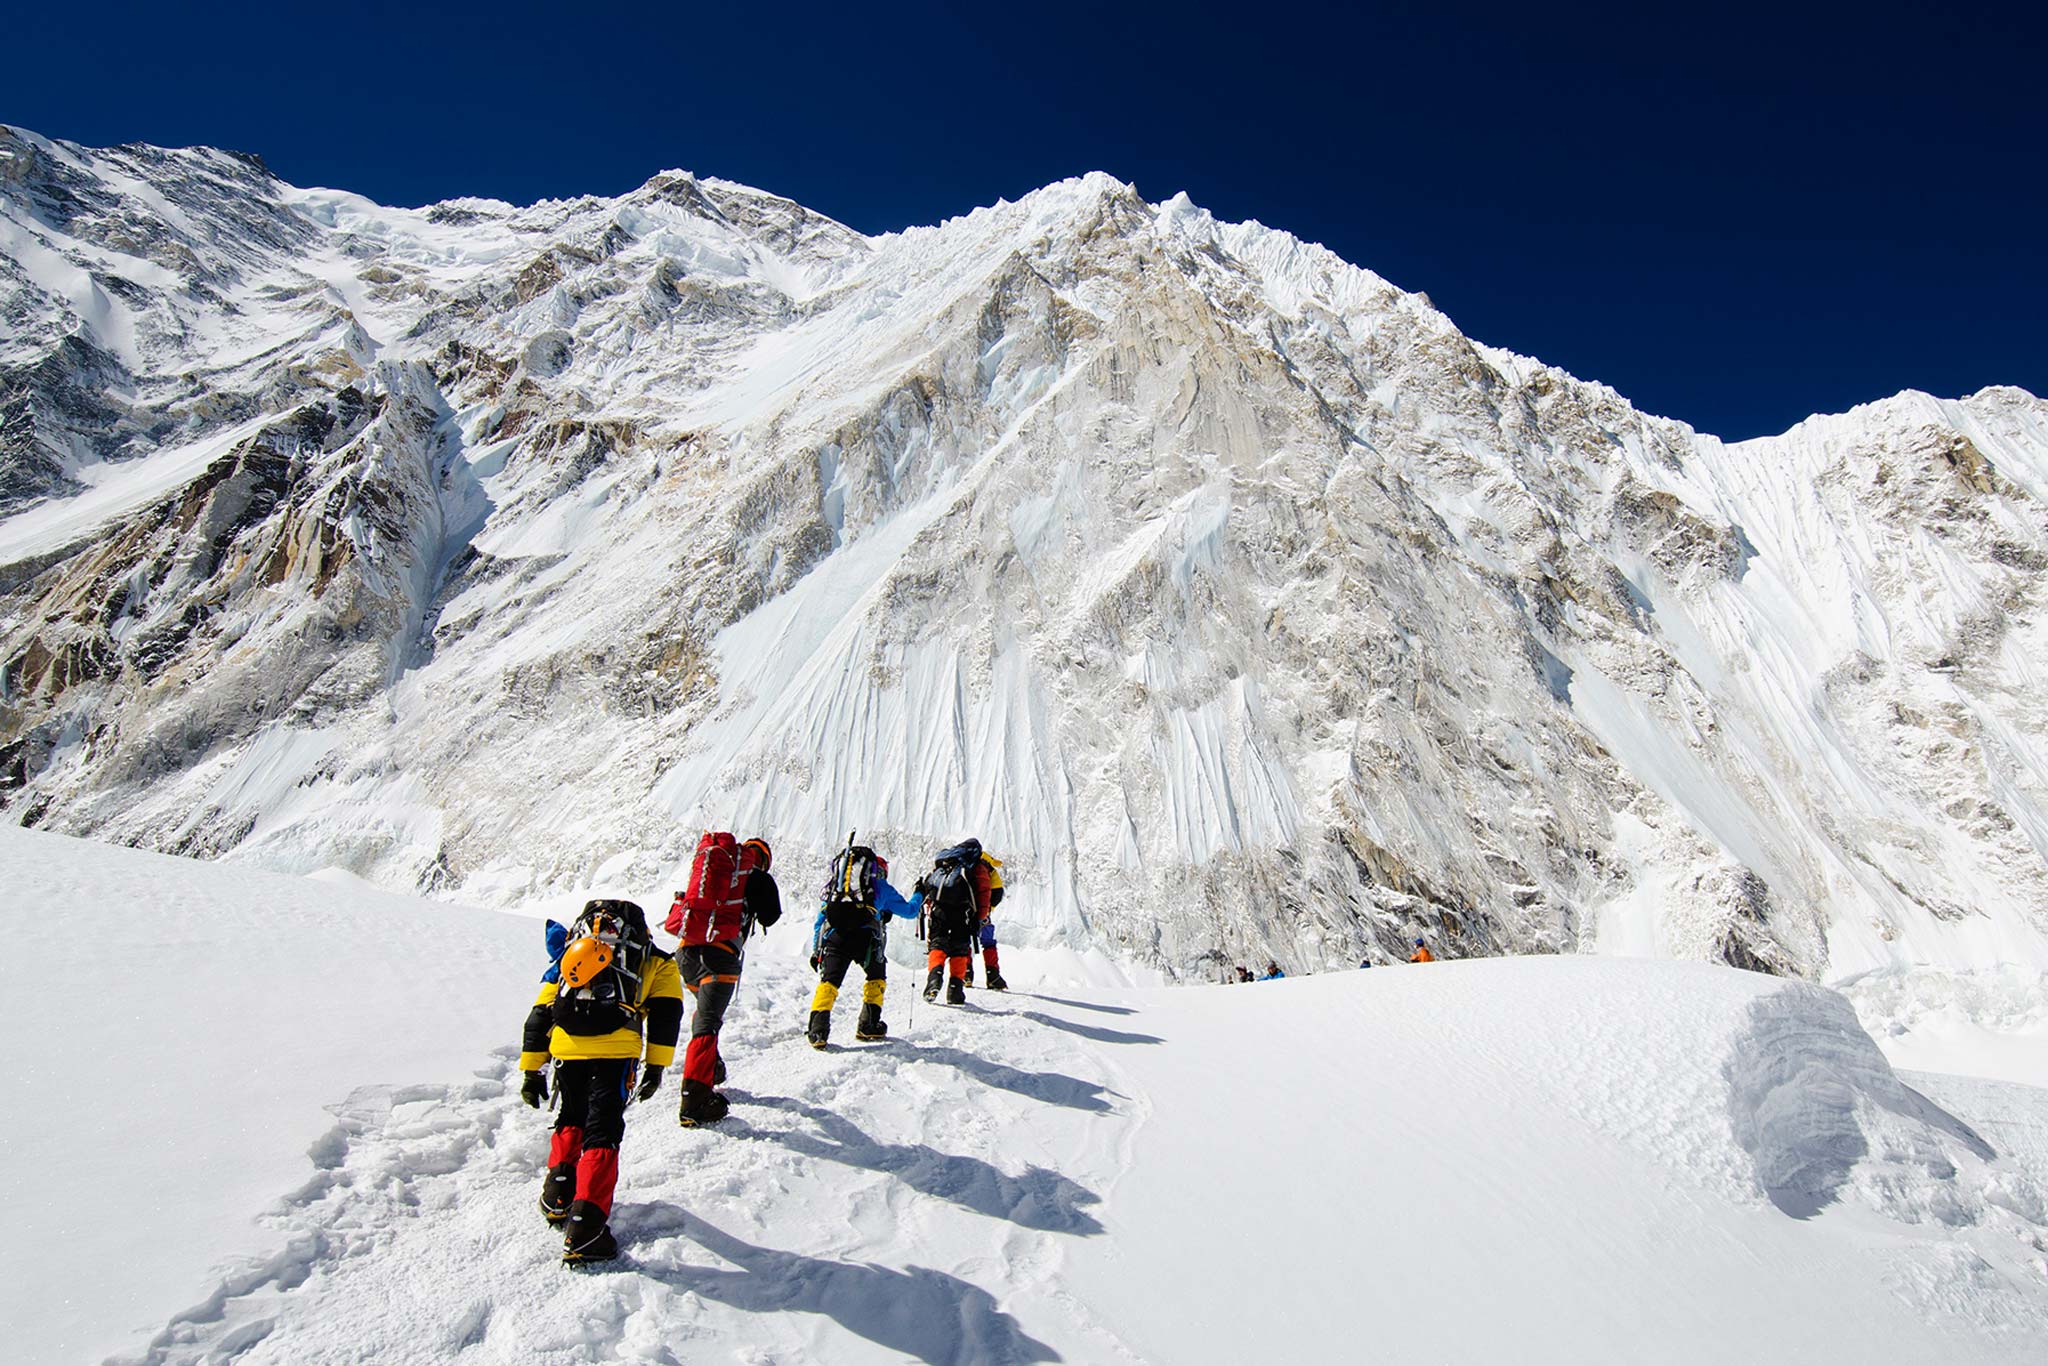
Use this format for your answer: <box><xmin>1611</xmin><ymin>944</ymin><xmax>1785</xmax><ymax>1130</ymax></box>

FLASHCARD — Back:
<box><xmin>3</xmin><ymin>124</ymin><xmax>2044</xmax><ymax>982</ymax></box>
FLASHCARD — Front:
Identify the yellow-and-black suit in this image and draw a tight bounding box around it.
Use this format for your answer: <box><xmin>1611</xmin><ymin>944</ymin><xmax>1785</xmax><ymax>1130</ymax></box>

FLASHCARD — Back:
<box><xmin>518</xmin><ymin>900</ymin><xmax>682</xmax><ymax>1261</ymax></box>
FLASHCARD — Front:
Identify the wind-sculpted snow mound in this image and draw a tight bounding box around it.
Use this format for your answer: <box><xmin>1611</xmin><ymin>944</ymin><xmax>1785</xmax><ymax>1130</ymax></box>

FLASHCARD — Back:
<box><xmin>11</xmin><ymin>829</ymin><xmax>2045</xmax><ymax>1363</ymax></box>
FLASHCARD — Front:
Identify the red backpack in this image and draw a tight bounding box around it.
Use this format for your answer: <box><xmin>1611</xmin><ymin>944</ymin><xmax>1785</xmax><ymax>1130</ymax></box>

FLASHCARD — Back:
<box><xmin>667</xmin><ymin>831</ymin><xmax>757</xmax><ymax>946</ymax></box>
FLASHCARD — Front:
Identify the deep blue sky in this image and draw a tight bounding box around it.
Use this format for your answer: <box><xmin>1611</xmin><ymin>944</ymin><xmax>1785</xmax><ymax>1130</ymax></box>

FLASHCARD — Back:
<box><xmin>11</xmin><ymin>0</ymin><xmax>2042</xmax><ymax>438</ymax></box>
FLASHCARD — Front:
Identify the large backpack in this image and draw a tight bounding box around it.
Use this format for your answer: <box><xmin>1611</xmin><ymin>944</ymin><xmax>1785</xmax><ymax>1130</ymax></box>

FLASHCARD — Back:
<box><xmin>926</xmin><ymin>843</ymin><xmax>981</xmax><ymax>943</ymax></box>
<box><xmin>552</xmin><ymin>899</ymin><xmax>653</xmax><ymax>1037</ymax></box>
<box><xmin>821</xmin><ymin>840</ymin><xmax>885</xmax><ymax>934</ymax></box>
<box><xmin>672</xmin><ymin>831</ymin><xmax>757</xmax><ymax>946</ymax></box>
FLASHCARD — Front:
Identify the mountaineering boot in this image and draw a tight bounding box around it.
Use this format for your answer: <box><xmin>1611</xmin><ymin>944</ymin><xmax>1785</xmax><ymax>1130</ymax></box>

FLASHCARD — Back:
<box><xmin>562</xmin><ymin>1200</ymin><xmax>618</xmax><ymax>1264</ymax></box>
<box><xmin>678</xmin><ymin>1079</ymin><xmax>730</xmax><ymax>1127</ymax></box>
<box><xmin>984</xmin><ymin>964</ymin><xmax>1007</xmax><ymax>991</ymax></box>
<box><xmin>855</xmin><ymin>1002</ymin><xmax>889</xmax><ymax>1040</ymax></box>
<box><xmin>714</xmin><ymin>1056</ymin><xmax>727</xmax><ymax>1085</ymax></box>
<box><xmin>923</xmin><ymin>965</ymin><xmax>944</xmax><ymax>1001</ymax></box>
<box><xmin>963</xmin><ymin>957</ymin><xmax>975</xmax><ymax>988</ymax></box>
<box><xmin>808</xmin><ymin>980</ymin><xmax>838</xmax><ymax>1049</ymax></box>
<box><xmin>946</xmin><ymin>976</ymin><xmax>967</xmax><ymax>1006</ymax></box>
<box><xmin>539</xmin><ymin>1164</ymin><xmax>576</xmax><ymax>1224</ymax></box>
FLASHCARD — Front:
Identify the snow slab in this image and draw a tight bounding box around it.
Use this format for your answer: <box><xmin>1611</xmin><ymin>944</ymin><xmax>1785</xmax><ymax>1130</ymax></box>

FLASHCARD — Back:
<box><xmin>8</xmin><ymin>830</ymin><xmax>2048</xmax><ymax>1363</ymax></box>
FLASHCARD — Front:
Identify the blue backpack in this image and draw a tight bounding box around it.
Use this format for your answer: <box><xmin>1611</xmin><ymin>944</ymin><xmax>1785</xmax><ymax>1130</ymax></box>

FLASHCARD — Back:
<box><xmin>542</xmin><ymin>919</ymin><xmax>569</xmax><ymax>983</ymax></box>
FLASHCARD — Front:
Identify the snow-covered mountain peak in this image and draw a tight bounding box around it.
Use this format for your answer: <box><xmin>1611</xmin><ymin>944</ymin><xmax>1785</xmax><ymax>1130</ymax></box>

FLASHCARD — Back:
<box><xmin>2</xmin><ymin>126</ymin><xmax>2044</xmax><ymax>998</ymax></box>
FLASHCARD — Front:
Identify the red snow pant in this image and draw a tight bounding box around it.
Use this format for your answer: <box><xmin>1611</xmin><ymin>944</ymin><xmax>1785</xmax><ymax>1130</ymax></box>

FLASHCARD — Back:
<box><xmin>927</xmin><ymin>946</ymin><xmax>970</xmax><ymax>981</ymax></box>
<box><xmin>678</xmin><ymin>943</ymin><xmax>742</xmax><ymax>1088</ymax></box>
<box><xmin>546</xmin><ymin>1059</ymin><xmax>632</xmax><ymax>1216</ymax></box>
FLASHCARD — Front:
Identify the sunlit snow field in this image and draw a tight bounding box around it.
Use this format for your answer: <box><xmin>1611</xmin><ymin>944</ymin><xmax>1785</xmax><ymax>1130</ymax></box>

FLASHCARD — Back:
<box><xmin>6</xmin><ymin>828</ymin><xmax>2044</xmax><ymax>1365</ymax></box>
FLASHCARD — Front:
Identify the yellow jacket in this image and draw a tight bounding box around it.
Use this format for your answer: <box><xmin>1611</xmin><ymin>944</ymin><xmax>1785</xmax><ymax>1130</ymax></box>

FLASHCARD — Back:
<box><xmin>518</xmin><ymin>949</ymin><xmax>684</xmax><ymax>1072</ymax></box>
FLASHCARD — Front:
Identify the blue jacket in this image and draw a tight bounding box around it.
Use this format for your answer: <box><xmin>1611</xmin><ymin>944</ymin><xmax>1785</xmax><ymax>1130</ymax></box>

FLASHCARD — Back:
<box><xmin>812</xmin><ymin>875</ymin><xmax>921</xmax><ymax>957</ymax></box>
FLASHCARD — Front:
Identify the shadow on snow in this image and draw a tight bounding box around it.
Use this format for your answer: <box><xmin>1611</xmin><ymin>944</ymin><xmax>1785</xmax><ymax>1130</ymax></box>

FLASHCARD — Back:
<box><xmin>880</xmin><ymin>1038</ymin><xmax>1124</xmax><ymax>1114</ymax></box>
<box><xmin>617</xmin><ymin>1209</ymin><xmax>1062</xmax><ymax>1365</ymax></box>
<box><xmin>1010</xmin><ymin>993</ymin><xmax>1140</xmax><ymax>1017</ymax></box>
<box><xmin>732</xmin><ymin>1093</ymin><xmax>1105</xmax><ymax>1236</ymax></box>
<box><xmin>1013</xmin><ymin>1010</ymin><xmax>1163</xmax><ymax>1046</ymax></box>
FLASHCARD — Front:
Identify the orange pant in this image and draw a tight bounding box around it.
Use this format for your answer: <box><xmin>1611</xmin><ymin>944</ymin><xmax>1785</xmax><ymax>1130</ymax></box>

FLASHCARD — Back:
<box><xmin>927</xmin><ymin>948</ymin><xmax>970</xmax><ymax>979</ymax></box>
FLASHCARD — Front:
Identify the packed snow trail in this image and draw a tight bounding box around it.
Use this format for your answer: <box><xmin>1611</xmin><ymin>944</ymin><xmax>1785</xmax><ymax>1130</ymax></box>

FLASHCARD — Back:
<box><xmin>119</xmin><ymin>946</ymin><xmax>1153</xmax><ymax>1365</ymax></box>
<box><xmin>8</xmin><ymin>829</ymin><xmax>2048</xmax><ymax>1364</ymax></box>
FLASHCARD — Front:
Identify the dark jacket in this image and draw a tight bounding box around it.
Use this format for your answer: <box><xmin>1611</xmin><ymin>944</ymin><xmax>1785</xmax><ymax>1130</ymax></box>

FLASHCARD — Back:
<box><xmin>811</xmin><ymin>874</ymin><xmax>919</xmax><ymax>957</ymax></box>
<box><xmin>743</xmin><ymin>869</ymin><xmax>783</xmax><ymax>942</ymax></box>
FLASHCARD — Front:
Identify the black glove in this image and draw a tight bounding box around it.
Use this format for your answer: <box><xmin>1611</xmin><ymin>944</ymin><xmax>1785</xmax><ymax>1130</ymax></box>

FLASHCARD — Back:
<box><xmin>520</xmin><ymin>1070</ymin><xmax>548</xmax><ymax>1108</ymax></box>
<box><xmin>636</xmin><ymin>1065</ymin><xmax>664</xmax><ymax>1101</ymax></box>
<box><xmin>810</xmin><ymin>951</ymin><xmax>822</xmax><ymax>971</ymax></box>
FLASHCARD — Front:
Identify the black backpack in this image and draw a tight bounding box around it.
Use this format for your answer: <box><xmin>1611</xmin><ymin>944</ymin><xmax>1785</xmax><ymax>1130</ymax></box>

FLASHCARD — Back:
<box><xmin>821</xmin><ymin>840</ymin><xmax>884</xmax><ymax>934</ymax></box>
<box><xmin>926</xmin><ymin>860</ymin><xmax>979</xmax><ymax>942</ymax></box>
<box><xmin>552</xmin><ymin>899</ymin><xmax>654</xmax><ymax>1037</ymax></box>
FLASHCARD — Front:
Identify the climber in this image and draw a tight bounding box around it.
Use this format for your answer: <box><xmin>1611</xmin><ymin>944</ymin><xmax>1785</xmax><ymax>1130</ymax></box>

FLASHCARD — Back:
<box><xmin>1259</xmin><ymin>961</ymin><xmax>1285</xmax><ymax>980</ymax></box>
<box><xmin>1410</xmin><ymin>938</ymin><xmax>1436</xmax><ymax>963</ymax></box>
<box><xmin>666</xmin><ymin>834</ymin><xmax>781</xmax><ymax>1126</ymax></box>
<box><xmin>519</xmin><ymin>898</ymin><xmax>683</xmax><ymax>1264</ymax></box>
<box><xmin>966</xmin><ymin>844</ymin><xmax>1007</xmax><ymax>990</ymax></box>
<box><xmin>920</xmin><ymin>839</ymin><xmax>985</xmax><ymax>1004</ymax></box>
<box><xmin>808</xmin><ymin>837</ymin><xmax>920</xmax><ymax>1047</ymax></box>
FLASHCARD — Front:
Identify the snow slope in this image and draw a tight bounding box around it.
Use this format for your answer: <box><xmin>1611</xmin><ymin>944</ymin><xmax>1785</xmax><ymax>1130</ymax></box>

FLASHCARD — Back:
<box><xmin>9</xmin><ymin>830</ymin><xmax>2043</xmax><ymax>1364</ymax></box>
<box><xmin>1</xmin><ymin>828</ymin><xmax>537</xmax><ymax>1363</ymax></box>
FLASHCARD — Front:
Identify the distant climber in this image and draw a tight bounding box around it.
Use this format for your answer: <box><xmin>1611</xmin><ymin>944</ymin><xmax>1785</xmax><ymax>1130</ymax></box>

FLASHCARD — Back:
<box><xmin>1259</xmin><ymin>961</ymin><xmax>1285</xmax><ymax>980</ymax></box>
<box><xmin>665</xmin><ymin>833</ymin><xmax>781</xmax><ymax>1126</ymax></box>
<box><xmin>920</xmin><ymin>839</ymin><xmax>986</xmax><ymax>1004</ymax></box>
<box><xmin>519</xmin><ymin>898</ymin><xmax>682</xmax><ymax>1264</ymax></box>
<box><xmin>1410</xmin><ymin>939</ymin><xmax>1436</xmax><ymax>963</ymax></box>
<box><xmin>808</xmin><ymin>835</ymin><xmax>920</xmax><ymax>1047</ymax></box>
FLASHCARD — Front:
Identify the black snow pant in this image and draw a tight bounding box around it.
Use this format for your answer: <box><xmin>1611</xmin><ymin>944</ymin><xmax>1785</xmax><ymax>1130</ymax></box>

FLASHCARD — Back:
<box><xmin>811</xmin><ymin>924</ymin><xmax>888</xmax><ymax>1023</ymax></box>
<box><xmin>678</xmin><ymin>943</ymin><xmax>741</xmax><ymax>1089</ymax></box>
<box><xmin>817</xmin><ymin>925</ymin><xmax>887</xmax><ymax>989</ymax></box>
<box><xmin>547</xmin><ymin>1058</ymin><xmax>633</xmax><ymax>1217</ymax></box>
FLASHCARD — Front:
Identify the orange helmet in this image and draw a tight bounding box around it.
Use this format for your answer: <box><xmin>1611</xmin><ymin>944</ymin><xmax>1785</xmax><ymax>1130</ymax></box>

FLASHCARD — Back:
<box><xmin>744</xmin><ymin>838</ymin><xmax>772</xmax><ymax>871</ymax></box>
<box><xmin>560</xmin><ymin>935</ymin><xmax>614</xmax><ymax>987</ymax></box>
